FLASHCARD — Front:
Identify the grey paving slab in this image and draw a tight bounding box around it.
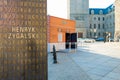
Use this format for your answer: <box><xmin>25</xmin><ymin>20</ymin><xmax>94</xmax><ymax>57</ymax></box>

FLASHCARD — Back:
<box><xmin>105</xmin><ymin>72</ymin><xmax>120</xmax><ymax>80</ymax></box>
<box><xmin>48</xmin><ymin>52</ymin><xmax>92</xmax><ymax>80</ymax></box>
<box><xmin>48</xmin><ymin>42</ymin><xmax>120</xmax><ymax>80</ymax></box>
<box><xmin>94</xmin><ymin>65</ymin><xmax>114</xmax><ymax>72</ymax></box>
<box><xmin>87</xmin><ymin>68</ymin><xmax>110</xmax><ymax>77</ymax></box>
<box><xmin>102</xmin><ymin>62</ymin><xmax>120</xmax><ymax>68</ymax></box>
<box><xmin>89</xmin><ymin>74</ymin><xmax>103</xmax><ymax>80</ymax></box>
<box><xmin>112</xmin><ymin>65</ymin><xmax>120</xmax><ymax>73</ymax></box>
<box><xmin>100</xmin><ymin>77</ymin><xmax>117</xmax><ymax>80</ymax></box>
<box><xmin>80</xmin><ymin>66</ymin><xmax>92</xmax><ymax>72</ymax></box>
<box><xmin>109</xmin><ymin>58</ymin><xmax>120</xmax><ymax>62</ymax></box>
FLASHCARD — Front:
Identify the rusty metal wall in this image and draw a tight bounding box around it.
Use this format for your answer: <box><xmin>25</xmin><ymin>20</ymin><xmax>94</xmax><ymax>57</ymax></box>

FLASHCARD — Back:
<box><xmin>0</xmin><ymin>0</ymin><xmax>47</xmax><ymax>80</ymax></box>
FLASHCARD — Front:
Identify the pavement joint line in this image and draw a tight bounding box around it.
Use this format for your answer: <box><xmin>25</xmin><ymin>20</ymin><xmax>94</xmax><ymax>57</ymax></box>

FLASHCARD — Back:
<box><xmin>48</xmin><ymin>51</ymin><xmax>93</xmax><ymax>80</ymax></box>
<box><xmin>49</xmin><ymin>42</ymin><xmax>120</xmax><ymax>80</ymax></box>
<box><xmin>67</xmin><ymin>51</ymin><xmax>94</xmax><ymax>80</ymax></box>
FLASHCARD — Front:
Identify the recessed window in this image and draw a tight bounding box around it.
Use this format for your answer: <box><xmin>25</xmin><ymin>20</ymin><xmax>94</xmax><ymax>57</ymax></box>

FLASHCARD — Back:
<box><xmin>90</xmin><ymin>24</ymin><xmax>92</xmax><ymax>28</ymax></box>
<box><xmin>94</xmin><ymin>32</ymin><xmax>96</xmax><ymax>36</ymax></box>
<box><xmin>90</xmin><ymin>32</ymin><xmax>92</xmax><ymax>37</ymax></box>
<box><xmin>103</xmin><ymin>17</ymin><xmax>105</xmax><ymax>21</ymax></box>
<box><xmin>75</xmin><ymin>16</ymin><xmax>79</xmax><ymax>20</ymax></box>
<box><xmin>94</xmin><ymin>24</ymin><xmax>96</xmax><ymax>29</ymax></box>
<box><xmin>94</xmin><ymin>17</ymin><xmax>96</xmax><ymax>20</ymax></box>
<box><xmin>98</xmin><ymin>32</ymin><xmax>101</xmax><ymax>36</ymax></box>
<box><xmin>98</xmin><ymin>17</ymin><xmax>100</xmax><ymax>21</ymax></box>
<box><xmin>99</xmin><ymin>10</ymin><xmax>103</xmax><ymax>14</ymax></box>
<box><xmin>98</xmin><ymin>24</ymin><xmax>100</xmax><ymax>29</ymax></box>
<box><xmin>91</xmin><ymin>10</ymin><xmax>94</xmax><ymax>14</ymax></box>
<box><xmin>103</xmin><ymin>33</ymin><xmax>105</xmax><ymax>36</ymax></box>
<box><xmin>113</xmin><ymin>6</ymin><xmax>115</xmax><ymax>10</ymax></box>
<box><xmin>75</xmin><ymin>16</ymin><xmax>84</xmax><ymax>21</ymax></box>
<box><xmin>103</xmin><ymin>24</ymin><xmax>105</xmax><ymax>29</ymax></box>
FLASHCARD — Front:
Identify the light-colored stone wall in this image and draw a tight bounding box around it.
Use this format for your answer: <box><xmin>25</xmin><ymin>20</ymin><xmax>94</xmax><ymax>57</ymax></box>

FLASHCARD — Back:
<box><xmin>115</xmin><ymin>0</ymin><xmax>120</xmax><ymax>40</ymax></box>
<box><xmin>69</xmin><ymin>0</ymin><xmax>89</xmax><ymax>14</ymax></box>
<box><xmin>68</xmin><ymin>0</ymin><xmax>89</xmax><ymax>38</ymax></box>
<box><xmin>88</xmin><ymin>5</ymin><xmax>115</xmax><ymax>39</ymax></box>
<box><xmin>105</xmin><ymin>11</ymin><xmax>115</xmax><ymax>38</ymax></box>
<box><xmin>88</xmin><ymin>14</ymin><xmax>106</xmax><ymax>38</ymax></box>
<box><xmin>68</xmin><ymin>0</ymin><xmax>120</xmax><ymax>39</ymax></box>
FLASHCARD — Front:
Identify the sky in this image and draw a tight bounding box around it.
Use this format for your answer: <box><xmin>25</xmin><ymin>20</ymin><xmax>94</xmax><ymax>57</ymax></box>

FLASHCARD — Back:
<box><xmin>47</xmin><ymin>0</ymin><xmax>115</xmax><ymax>19</ymax></box>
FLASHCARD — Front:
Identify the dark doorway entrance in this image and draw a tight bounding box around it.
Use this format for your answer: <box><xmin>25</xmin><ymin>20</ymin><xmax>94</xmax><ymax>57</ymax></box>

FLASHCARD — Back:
<box><xmin>65</xmin><ymin>33</ymin><xmax>77</xmax><ymax>49</ymax></box>
<box><xmin>65</xmin><ymin>33</ymin><xmax>71</xmax><ymax>49</ymax></box>
<box><xmin>71</xmin><ymin>33</ymin><xmax>77</xmax><ymax>49</ymax></box>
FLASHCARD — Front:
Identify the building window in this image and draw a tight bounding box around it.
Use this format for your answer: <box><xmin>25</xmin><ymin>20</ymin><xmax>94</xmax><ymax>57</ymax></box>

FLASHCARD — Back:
<box><xmin>98</xmin><ymin>24</ymin><xmax>100</xmax><ymax>29</ymax></box>
<box><xmin>75</xmin><ymin>16</ymin><xmax>84</xmax><ymax>21</ymax></box>
<box><xmin>113</xmin><ymin>6</ymin><xmax>115</xmax><ymax>10</ymax></box>
<box><xmin>94</xmin><ymin>32</ymin><xmax>96</xmax><ymax>36</ymax></box>
<box><xmin>103</xmin><ymin>33</ymin><xmax>105</xmax><ymax>36</ymax></box>
<box><xmin>75</xmin><ymin>16</ymin><xmax>79</xmax><ymax>20</ymax></box>
<box><xmin>94</xmin><ymin>24</ymin><xmax>96</xmax><ymax>29</ymax></box>
<box><xmin>58</xmin><ymin>33</ymin><xmax>62</xmax><ymax>42</ymax></box>
<box><xmin>113</xmin><ymin>22</ymin><xmax>115</xmax><ymax>25</ymax></box>
<box><xmin>91</xmin><ymin>10</ymin><xmax>94</xmax><ymax>14</ymax></box>
<box><xmin>98</xmin><ymin>17</ymin><xmax>100</xmax><ymax>21</ymax></box>
<box><xmin>98</xmin><ymin>32</ymin><xmax>101</xmax><ymax>36</ymax></box>
<box><xmin>110</xmin><ymin>23</ymin><xmax>112</xmax><ymax>27</ymax></box>
<box><xmin>103</xmin><ymin>17</ymin><xmax>105</xmax><ymax>21</ymax></box>
<box><xmin>90</xmin><ymin>24</ymin><xmax>92</xmax><ymax>28</ymax></box>
<box><xmin>103</xmin><ymin>24</ymin><xmax>104</xmax><ymax>29</ymax></box>
<box><xmin>99</xmin><ymin>10</ymin><xmax>103</xmax><ymax>14</ymax></box>
<box><xmin>90</xmin><ymin>32</ymin><xmax>92</xmax><ymax>37</ymax></box>
<box><xmin>94</xmin><ymin>17</ymin><xmax>96</xmax><ymax>20</ymax></box>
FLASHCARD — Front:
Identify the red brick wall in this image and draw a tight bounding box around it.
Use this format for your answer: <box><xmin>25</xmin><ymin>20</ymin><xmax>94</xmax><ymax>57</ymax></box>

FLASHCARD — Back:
<box><xmin>48</xmin><ymin>16</ymin><xmax>76</xmax><ymax>43</ymax></box>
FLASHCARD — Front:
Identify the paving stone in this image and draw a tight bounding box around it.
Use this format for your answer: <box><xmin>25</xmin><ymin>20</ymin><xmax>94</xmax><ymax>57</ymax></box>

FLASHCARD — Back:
<box><xmin>100</xmin><ymin>77</ymin><xmax>117</xmax><ymax>80</ymax></box>
<box><xmin>105</xmin><ymin>72</ymin><xmax>120</xmax><ymax>80</ymax></box>
<box><xmin>48</xmin><ymin>42</ymin><xmax>120</xmax><ymax>80</ymax></box>
<box><xmin>87</xmin><ymin>68</ymin><xmax>109</xmax><ymax>77</ymax></box>
<box><xmin>89</xmin><ymin>74</ymin><xmax>103</xmax><ymax>80</ymax></box>
<box><xmin>48</xmin><ymin>53</ymin><xmax>92</xmax><ymax>80</ymax></box>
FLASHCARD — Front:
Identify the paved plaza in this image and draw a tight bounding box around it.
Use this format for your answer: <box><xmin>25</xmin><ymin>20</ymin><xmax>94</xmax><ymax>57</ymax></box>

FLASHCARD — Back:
<box><xmin>48</xmin><ymin>42</ymin><xmax>120</xmax><ymax>80</ymax></box>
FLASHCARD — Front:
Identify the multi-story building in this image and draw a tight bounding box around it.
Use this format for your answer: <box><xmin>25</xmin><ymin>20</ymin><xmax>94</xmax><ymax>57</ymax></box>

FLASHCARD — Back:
<box><xmin>67</xmin><ymin>0</ymin><xmax>89</xmax><ymax>38</ymax></box>
<box><xmin>88</xmin><ymin>4</ymin><xmax>115</xmax><ymax>40</ymax></box>
<box><xmin>88</xmin><ymin>0</ymin><xmax>120</xmax><ymax>41</ymax></box>
<box><xmin>68</xmin><ymin>0</ymin><xmax>120</xmax><ymax>41</ymax></box>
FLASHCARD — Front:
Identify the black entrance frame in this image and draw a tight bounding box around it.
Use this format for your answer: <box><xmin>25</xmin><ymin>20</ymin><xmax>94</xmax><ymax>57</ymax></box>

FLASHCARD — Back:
<box><xmin>65</xmin><ymin>33</ymin><xmax>77</xmax><ymax>49</ymax></box>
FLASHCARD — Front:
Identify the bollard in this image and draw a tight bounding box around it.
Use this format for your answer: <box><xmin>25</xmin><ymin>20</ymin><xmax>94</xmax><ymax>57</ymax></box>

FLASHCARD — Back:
<box><xmin>53</xmin><ymin>45</ymin><xmax>57</xmax><ymax>64</ymax></box>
